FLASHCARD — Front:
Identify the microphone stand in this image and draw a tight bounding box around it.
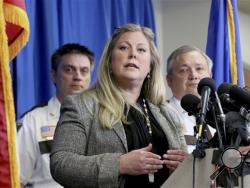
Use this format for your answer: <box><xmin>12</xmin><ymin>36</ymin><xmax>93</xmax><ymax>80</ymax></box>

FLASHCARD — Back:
<box><xmin>192</xmin><ymin>100</ymin><xmax>224</xmax><ymax>188</ymax></box>
<box><xmin>209</xmin><ymin>101</ymin><xmax>226</xmax><ymax>187</ymax></box>
<box><xmin>211</xmin><ymin>103</ymin><xmax>224</xmax><ymax>150</ymax></box>
<box><xmin>214</xmin><ymin>92</ymin><xmax>227</xmax><ymax>145</ymax></box>
<box><xmin>210</xmin><ymin>102</ymin><xmax>240</xmax><ymax>187</ymax></box>
<box><xmin>192</xmin><ymin>114</ymin><xmax>208</xmax><ymax>188</ymax></box>
<box><xmin>192</xmin><ymin>109</ymin><xmax>209</xmax><ymax>159</ymax></box>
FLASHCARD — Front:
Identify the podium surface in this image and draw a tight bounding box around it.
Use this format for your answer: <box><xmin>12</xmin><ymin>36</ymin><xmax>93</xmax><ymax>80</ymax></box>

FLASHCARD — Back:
<box><xmin>161</xmin><ymin>149</ymin><xmax>250</xmax><ymax>188</ymax></box>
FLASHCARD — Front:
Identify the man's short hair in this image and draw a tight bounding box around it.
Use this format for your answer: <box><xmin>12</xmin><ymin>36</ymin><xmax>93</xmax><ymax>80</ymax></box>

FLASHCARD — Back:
<box><xmin>51</xmin><ymin>43</ymin><xmax>95</xmax><ymax>71</ymax></box>
<box><xmin>166</xmin><ymin>45</ymin><xmax>213</xmax><ymax>75</ymax></box>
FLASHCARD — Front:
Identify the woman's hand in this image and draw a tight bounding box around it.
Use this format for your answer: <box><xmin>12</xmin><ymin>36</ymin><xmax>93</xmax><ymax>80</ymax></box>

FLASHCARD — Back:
<box><xmin>119</xmin><ymin>144</ymin><xmax>164</xmax><ymax>175</ymax></box>
<box><xmin>239</xmin><ymin>145</ymin><xmax>250</xmax><ymax>155</ymax></box>
<box><xmin>162</xmin><ymin>148</ymin><xmax>188</xmax><ymax>171</ymax></box>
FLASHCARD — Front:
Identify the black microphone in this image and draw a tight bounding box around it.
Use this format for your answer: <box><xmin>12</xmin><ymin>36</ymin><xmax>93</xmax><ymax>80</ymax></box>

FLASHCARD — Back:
<box><xmin>225</xmin><ymin>111</ymin><xmax>250</xmax><ymax>144</ymax></box>
<box><xmin>238</xmin><ymin>128</ymin><xmax>250</xmax><ymax>144</ymax></box>
<box><xmin>218</xmin><ymin>83</ymin><xmax>250</xmax><ymax>121</ymax></box>
<box><xmin>217</xmin><ymin>83</ymin><xmax>238</xmax><ymax>112</ymax></box>
<box><xmin>230</xmin><ymin>85</ymin><xmax>250</xmax><ymax>109</ymax></box>
<box><xmin>181</xmin><ymin>94</ymin><xmax>200</xmax><ymax>116</ymax></box>
<box><xmin>190</xmin><ymin>78</ymin><xmax>216</xmax><ymax>158</ymax></box>
<box><xmin>217</xmin><ymin>82</ymin><xmax>231</xmax><ymax>95</ymax></box>
<box><xmin>197</xmin><ymin>77</ymin><xmax>216</xmax><ymax>125</ymax></box>
<box><xmin>181</xmin><ymin>94</ymin><xmax>217</xmax><ymax>130</ymax></box>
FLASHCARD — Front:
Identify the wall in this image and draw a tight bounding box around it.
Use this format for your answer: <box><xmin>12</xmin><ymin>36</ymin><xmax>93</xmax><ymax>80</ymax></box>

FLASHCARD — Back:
<box><xmin>238</xmin><ymin>11</ymin><xmax>250</xmax><ymax>69</ymax></box>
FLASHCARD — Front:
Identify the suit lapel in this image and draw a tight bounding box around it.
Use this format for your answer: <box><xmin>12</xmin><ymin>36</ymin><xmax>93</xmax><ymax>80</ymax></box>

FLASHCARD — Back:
<box><xmin>148</xmin><ymin>102</ymin><xmax>177</xmax><ymax>148</ymax></box>
<box><xmin>148</xmin><ymin>103</ymin><xmax>164</xmax><ymax>128</ymax></box>
<box><xmin>113</xmin><ymin>122</ymin><xmax>128</xmax><ymax>152</ymax></box>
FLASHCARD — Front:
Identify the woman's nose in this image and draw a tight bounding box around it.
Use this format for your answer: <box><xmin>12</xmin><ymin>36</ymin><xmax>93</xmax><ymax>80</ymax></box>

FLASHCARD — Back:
<box><xmin>129</xmin><ymin>48</ymin><xmax>137</xmax><ymax>59</ymax></box>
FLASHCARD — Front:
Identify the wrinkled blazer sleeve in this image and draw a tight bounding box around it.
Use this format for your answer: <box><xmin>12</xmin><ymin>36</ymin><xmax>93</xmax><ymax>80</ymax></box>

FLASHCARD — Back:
<box><xmin>50</xmin><ymin>93</ymin><xmax>125</xmax><ymax>188</ymax></box>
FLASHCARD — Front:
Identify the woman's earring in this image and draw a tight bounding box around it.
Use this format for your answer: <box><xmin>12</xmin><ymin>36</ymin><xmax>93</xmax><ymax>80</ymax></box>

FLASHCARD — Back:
<box><xmin>147</xmin><ymin>73</ymin><xmax>150</xmax><ymax>79</ymax></box>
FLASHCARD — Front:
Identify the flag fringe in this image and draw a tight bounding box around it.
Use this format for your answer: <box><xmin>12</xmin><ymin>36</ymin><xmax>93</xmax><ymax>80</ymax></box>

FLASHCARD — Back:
<box><xmin>4</xmin><ymin>2</ymin><xmax>30</xmax><ymax>61</ymax></box>
<box><xmin>0</xmin><ymin>1</ymin><xmax>29</xmax><ymax>188</ymax></box>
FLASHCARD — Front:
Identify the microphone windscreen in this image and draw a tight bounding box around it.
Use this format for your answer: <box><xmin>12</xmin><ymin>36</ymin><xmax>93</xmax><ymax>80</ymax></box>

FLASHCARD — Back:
<box><xmin>230</xmin><ymin>85</ymin><xmax>250</xmax><ymax>109</ymax></box>
<box><xmin>217</xmin><ymin>82</ymin><xmax>232</xmax><ymax>96</ymax></box>
<box><xmin>181</xmin><ymin>94</ymin><xmax>200</xmax><ymax>115</ymax></box>
<box><xmin>197</xmin><ymin>77</ymin><xmax>216</xmax><ymax>95</ymax></box>
<box><xmin>225</xmin><ymin>111</ymin><xmax>245</xmax><ymax>130</ymax></box>
<box><xmin>225</xmin><ymin>111</ymin><xmax>250</xmax><ymax>144</ymax></box>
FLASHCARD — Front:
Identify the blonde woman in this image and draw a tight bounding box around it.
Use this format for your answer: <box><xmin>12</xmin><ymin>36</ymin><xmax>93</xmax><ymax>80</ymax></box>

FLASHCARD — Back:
<box><xmin>50</xmin><ymin>23</ymin><xmax>187</xmax><ymax>188</ymax></box>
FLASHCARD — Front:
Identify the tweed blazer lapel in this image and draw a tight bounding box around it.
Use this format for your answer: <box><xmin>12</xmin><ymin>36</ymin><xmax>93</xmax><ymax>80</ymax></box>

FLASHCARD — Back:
<box><xmin>148</xmin><ymin>102</ymin><xmax>180</xmax><ymax>149</ymax></box>
<box><xmin>113</xmin><ymin>122</ymin><xmax>128</xmax><ymax>152</ymax></box>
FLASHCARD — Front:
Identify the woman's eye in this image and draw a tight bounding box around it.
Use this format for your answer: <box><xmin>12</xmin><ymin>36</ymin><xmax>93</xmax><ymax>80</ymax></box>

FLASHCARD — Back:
<box><xmin>119</xmin><ymin>46</ymin><xmax>128</xmax><ymax>50</ymax></box>
<box><xmin>138</xmin><ymin>48</ymin><xmax>146</xmax><ymax>53</ymax></box>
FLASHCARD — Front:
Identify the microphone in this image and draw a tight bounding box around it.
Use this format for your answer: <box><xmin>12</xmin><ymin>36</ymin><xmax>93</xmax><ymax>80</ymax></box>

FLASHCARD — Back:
<box><xmin>217</xmin><ymin>82</ymin><xmax>231</xmax><ymax>95</ymax></box>
<box><xmin>181</xmin><ymin>94</ymin><xmax>200</xmax><ymax>116</ymax></box>
<box><xmin>181</xmin><ymin>94</ymin><xmax>218</xmax><ymax>130</ymax></box>
<box><xmin>189</xmin><ymin>78</ymin><xmax>216</xmax><ymax>159</ymax></box>
<box><xmin>217</xmin><ymin>83</ymin><xmax>238</xmax><ymax>112</ymax></box>
<box><xmin>230</xmin><ymin>85</ymin><xmax>250</xmax><ymax>109</ymax></box>
<box><xmin>197</xmin><ymin>77</ymin><xmax>216</xmax><ymax>125</ymax></box>
<box><xmin>218</xmin><ymin>83</ymin><xmax>250</xmax><ymax>121</ymax></box>
<box><xmin>210</xmin><ymin>84</ymin><xmax>250</xmax><ymax>186</ymax></box>
<box><xmin>238</xmin><ymin>127</ymin><xmax>250</xmax><ymax>143</ymax></box>
<box><xmin>225</xmin><ymin>111</ymin><xmax>250</xmax><ymax>145</ymax></box>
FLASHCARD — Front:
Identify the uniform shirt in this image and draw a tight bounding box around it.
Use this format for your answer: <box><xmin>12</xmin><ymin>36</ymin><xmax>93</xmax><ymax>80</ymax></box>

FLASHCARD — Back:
<box><xmin>168</xmin><ymin>96</ymin><xmax>196</xmax><ymax>153</ymax></box>
<box><xmin>17</xmin><ymin>96</ymin><xmax>63</xmax><ymax>188</ymax></box>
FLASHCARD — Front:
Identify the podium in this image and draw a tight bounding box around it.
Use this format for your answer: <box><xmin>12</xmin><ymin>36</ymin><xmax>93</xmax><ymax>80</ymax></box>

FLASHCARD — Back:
<box><xmin>161</xmin><ymin>149</ymin><xmax>250</xmax><ymax>188</ymax></box>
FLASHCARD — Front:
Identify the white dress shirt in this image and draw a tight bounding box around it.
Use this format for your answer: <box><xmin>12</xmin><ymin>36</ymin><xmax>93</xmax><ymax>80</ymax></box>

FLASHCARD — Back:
<box><xmin>168</xmin><ymin>96</ymin><xmax>196</xmax><ymax>153</ymax></box>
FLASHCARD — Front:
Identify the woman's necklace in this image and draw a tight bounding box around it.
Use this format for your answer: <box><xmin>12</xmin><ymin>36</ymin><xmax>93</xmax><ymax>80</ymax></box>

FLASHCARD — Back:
<box><xmin>142</xmin><ymin>99</ymin><xmax>152</xmax><ymax>135</ymax></box>
<box><xmin>142</xmin><ymin>98</ymin><xmax>154</xmax><ymax>183</ymax></box>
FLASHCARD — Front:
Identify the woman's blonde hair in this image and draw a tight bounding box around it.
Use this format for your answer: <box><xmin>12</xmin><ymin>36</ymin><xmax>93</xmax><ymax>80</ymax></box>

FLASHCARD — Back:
<box><xmin>94</xmin><ymin>23</ymin><xmax>166</xmax><ymax>129</ymax></box>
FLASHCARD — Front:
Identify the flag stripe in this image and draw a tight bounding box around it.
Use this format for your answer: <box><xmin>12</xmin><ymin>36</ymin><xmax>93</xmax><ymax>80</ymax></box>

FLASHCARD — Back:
<box><xmin>227</xmin><ymin>0</ymin><xmax>237</xmax><ymax>84</ymax></box>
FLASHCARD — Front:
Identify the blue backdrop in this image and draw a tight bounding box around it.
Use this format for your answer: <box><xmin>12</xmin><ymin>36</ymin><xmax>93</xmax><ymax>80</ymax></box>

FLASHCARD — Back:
<box><xmin>11</xmin><ymin>0</ymin><xmax>156</xmax><ymax>119</ymax></box>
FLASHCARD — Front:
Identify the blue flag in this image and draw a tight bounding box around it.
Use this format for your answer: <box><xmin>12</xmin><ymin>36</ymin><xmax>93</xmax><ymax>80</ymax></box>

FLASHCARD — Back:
<box><xmin>206</xmin><ymin>0</ymin><xmax>244</xmax><ymax>87</ymax></box>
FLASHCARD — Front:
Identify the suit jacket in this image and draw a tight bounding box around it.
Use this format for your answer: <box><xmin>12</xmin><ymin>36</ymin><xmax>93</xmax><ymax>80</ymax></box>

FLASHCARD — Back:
<box><xmin>50</xmin><ymin>90</ymin><xmax>187</xmax><ymax>188</ymax></box>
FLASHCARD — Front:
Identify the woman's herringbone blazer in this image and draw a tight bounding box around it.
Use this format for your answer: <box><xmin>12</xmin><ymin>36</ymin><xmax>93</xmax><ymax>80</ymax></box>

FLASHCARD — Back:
<box><xmin>50</xmin><ymin>90</ymin><xmax>187</xmax><ymax>188</ymax></box>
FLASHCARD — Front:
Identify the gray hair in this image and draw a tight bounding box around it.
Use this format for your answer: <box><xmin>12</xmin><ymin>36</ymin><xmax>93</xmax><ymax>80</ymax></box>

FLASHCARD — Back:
<box><xmin>166</xmin><ymin>45</ymin><xmax>213</xmax><ymax>75</ymax></box>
